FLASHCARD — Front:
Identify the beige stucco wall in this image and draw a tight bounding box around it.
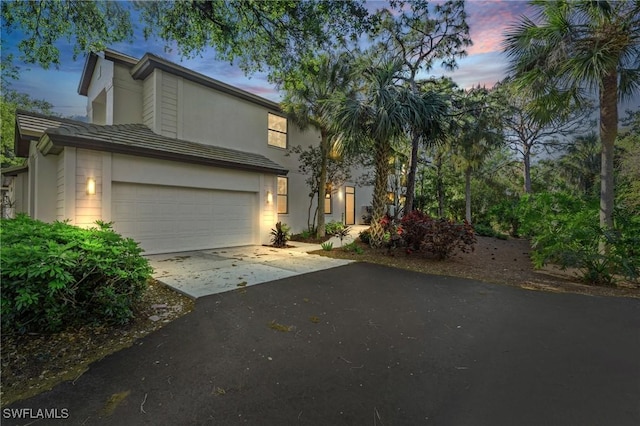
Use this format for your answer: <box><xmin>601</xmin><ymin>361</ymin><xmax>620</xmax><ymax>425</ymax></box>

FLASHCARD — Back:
<box><xmin>56</xmin><ymin>151</ymin><xmax>64</xmax><ymax>220</ymax></box>
<box><xmin>96</xmin><ymin>56</ymin><xmax>374</xmax><ymax>236</ymax></box>
<box><xmin>75</xmin><ymin>149</ymin><xmax>103</xmax><ymax>228</ymax></box>
<box><xmin>30</xmin><ymin>141</ymin><xmax>58</xmax><ymax>223</ymax></box>
<box><xmin>86</xmin><ymin>57</ymin><xmax>142</xmax><ymax>125</ymax></box>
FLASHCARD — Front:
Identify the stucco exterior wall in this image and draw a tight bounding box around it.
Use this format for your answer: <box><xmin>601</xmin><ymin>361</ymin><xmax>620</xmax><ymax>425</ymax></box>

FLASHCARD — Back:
<box><xmin>31</xmin><ymin>142</ymin><xmax>58</xmax><ymax>223</ymax></box>
<box><xmin>56</xmin><ymin>151</ymin><xmax>64</xmax><ymax>221</ymax></box>
<box><xmin>112</xmin><ymin>63</ymin><xmax>143</xmax><ymax>124</ymax></box>
<box><xmin>75</xmin><ymin>149</ymin><xmax>103</xmax><ymax>228</ymax></box>
<box><xmin>92</xmin><ymin>54</ymin><xmax>374</xmax><ymax>237</ymax></box>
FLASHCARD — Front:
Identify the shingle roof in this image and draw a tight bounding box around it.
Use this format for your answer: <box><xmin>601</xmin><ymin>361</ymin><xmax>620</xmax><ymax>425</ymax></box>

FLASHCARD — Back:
<box><xmin>16</xmin><ymin>111</ymin><xmax>288</xmax><ymax>175</ymax></box>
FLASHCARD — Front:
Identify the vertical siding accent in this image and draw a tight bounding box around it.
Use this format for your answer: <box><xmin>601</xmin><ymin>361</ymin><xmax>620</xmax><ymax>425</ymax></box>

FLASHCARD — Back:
<box><xmin>142</xmin><ymin>75</ymin><xmax>155</xmax><ymax>129</ymax></box>
<box><xmin>101</xmin><ymin>152</ymin><xmax>112</xmax><ymax>223</ymax></box>
<box><xmin>56</xmin><ymin>151</ymin><xmax>65</xmax><ymax>220</ymax></box>
<box><xmin>64</xmin><ymin>147</ymin><xmax>77</xmax><ymax>224</ymax></box>
<box><xmin>161</xmin><ymin>73</ymin><xmax>178</xmax><ymax>138</ymax></box>
<box><xmin>75</xmin><ymin>149</ymin><xmax>103</xmax><ymax>228</ymax></box>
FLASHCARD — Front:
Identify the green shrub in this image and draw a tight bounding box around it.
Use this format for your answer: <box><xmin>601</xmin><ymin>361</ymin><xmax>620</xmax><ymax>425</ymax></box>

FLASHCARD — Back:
<box><xmin>324</xmin><ymin>220</ymin><xmax>345</xmax><ymax>235</ymax></box>
<box><xmin>320</xmin><ymin>241</ymin><xmax>333</xmax><ymax>251</ymax></box>
<box><xmin>519</xmin><ymin>193</ymin><xmax>639</xmax><ymax>285</ymax></box>
<box><xmin>399</xmin><ymin>210</ymin><xmax>476</xmax><ymax>259</ymax></box>
<box><xmin>474</xmin><ymin>223</ymin><xmax>508</xmax><ymax>240</ymax></box>
<box><xmin>358</xmin><ymin>228</ymin><xmax>371</xmax><ymax>244</ymax></box>
<box><xmin>1</xmin><ymin>215</ymin><xmax>152</xmax><ymax>334</ymax></box>
<box><xmin>343</xmin><ymin>241</ymin><xmax>364</xmax><ymax>254</ymax></box>
<box><xmin>270</xmin><ymin>221</ymin><xmax>290</xmax><ymax>248</ymax></box>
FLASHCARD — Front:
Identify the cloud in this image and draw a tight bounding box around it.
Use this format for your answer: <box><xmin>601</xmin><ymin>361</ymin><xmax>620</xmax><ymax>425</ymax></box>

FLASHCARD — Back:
<box><xmin>464</xmin><ymin>0</ymin><xmax>534</xmax><ymax>55</ymax></box>
<box><xmin>434</xmin><ymin>51</ymin><xmax>509</xmax><ymax>88</ymax></box>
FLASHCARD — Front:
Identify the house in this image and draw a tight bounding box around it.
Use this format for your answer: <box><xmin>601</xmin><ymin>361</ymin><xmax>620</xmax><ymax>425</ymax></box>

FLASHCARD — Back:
<box><xmin>3</xmin><ymin>49</ymin><xmax>372</xmax><ymax>254</ymax></box>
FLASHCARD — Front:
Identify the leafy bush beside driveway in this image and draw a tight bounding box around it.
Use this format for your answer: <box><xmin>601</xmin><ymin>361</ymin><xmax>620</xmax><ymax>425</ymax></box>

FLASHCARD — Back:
<box><xmin>1</xmin><ymin>215</ymin><xmax>152</xmax><ymax>334</ymax></box>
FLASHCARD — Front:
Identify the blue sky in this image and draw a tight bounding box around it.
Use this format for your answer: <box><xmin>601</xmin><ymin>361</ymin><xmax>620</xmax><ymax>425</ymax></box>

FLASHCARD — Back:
<box><xmin>2</xmin><ymin>0</ymin><xmax>636</xmax><ymax>118</ymax></box>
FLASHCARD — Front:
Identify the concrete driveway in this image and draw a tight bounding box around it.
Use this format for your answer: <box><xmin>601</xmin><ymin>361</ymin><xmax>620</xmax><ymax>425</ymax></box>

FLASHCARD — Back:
<box><xmin>5</xmin><ymin>263</ymin><xmax>639</xmax><ymax>425</ymax></box>
<box><xmin>147</xmin><ymin>227</ymin><xmax>367</xmax><ymax>298</ymax></box>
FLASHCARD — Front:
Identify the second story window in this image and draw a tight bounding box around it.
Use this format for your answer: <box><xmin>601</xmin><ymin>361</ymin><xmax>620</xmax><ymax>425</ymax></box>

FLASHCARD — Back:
<box><xmin>268</xmin><ymin>113</ymin><xmax>287</xmax><ymax>148</ymax></box>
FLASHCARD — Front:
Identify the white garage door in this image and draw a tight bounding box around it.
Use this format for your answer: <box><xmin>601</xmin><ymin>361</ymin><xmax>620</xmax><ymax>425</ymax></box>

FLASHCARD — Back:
<box><xmin>112</xmin><ymin>182</ymin><xmax>257</xmax><ymax>254</ymax></box>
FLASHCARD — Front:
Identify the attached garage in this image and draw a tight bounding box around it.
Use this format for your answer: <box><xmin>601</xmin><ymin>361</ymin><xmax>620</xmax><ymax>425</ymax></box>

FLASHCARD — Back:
<box><xmin>15</xmin><ymin>112</ymin><xmax>288</xmax><ymax>255</ymax></box>
<box><xmin>112</xmin><ymin>183</ymin><xmax>258</xmax><ymax>254</ymax></box>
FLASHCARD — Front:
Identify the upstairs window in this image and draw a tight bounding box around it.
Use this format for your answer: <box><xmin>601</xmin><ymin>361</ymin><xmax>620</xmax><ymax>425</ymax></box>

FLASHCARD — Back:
<box><xmin>268</xmin><ymin>113</ymin><xmax>287</xmax><ymax>148</ymax></box>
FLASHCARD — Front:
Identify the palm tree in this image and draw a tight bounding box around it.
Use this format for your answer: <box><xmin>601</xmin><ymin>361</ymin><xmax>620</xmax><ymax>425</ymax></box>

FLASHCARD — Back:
<box><xmin>450</xmin><ymin>86</ymin><xmax>505</xmax><ymax>223</ymax></box>
<box><xmin>503</xmin><ymin>0</ymin><xmax>640</xmax><ymax>233</ymax></box>
<box><xmin>281</xmin><ymin>53</ymin><xmax>353</xmax><ymax>237</ymax></box>
<box><xmin>331</xmin><ymin>59</ymin><xmax>445</xmax><ymax>246</ymax></box>
<box><xmin>557</xmin><ymin>132</ymin><xmax>601</xmax><ymax>197</ymax></box>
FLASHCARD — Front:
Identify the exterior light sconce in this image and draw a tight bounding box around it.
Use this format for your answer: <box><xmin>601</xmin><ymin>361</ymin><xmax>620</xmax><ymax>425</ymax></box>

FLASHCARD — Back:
<box><xmin>267</xmin><ymin>191</ymin><xmax>273</xmax><ymax>204</ymax></box>
<box><xmin>86</xmin><ymin>177</ymin><xmax>96</xmax><ymax>195</ymax></box>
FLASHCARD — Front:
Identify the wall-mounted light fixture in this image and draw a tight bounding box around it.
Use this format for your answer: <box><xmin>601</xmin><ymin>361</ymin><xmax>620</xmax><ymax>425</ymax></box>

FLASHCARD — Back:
<box><xmin>266</xmin><ymin>191</ymin><xmax>273</xmax><ymax>204</ymax></box>
<box><xmin>86</xmin><ymin>177</ymin><xmax>96</xmax><ymax>195</ymax></box>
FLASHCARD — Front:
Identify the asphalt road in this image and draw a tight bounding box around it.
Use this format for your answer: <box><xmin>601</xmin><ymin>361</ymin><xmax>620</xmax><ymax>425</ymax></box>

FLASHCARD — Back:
<box><xmin>4</xmin><ymin>263</ymin><xmax>639</xmax><ymax>425</ymax></box>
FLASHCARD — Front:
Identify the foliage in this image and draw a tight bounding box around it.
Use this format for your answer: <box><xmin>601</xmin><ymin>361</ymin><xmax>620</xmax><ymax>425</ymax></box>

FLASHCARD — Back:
<box><xmin>331</xmin><ymin>59</ymin><xmax>445</xmax><ymax>247</ymax></box>
<box><xmin>0</xmin><ymin>215</ymin><xmax>151</xmax><ymax>334</ymax></box>
<box><xmin>139</xmin><ymin>1</ymin><xmax>372</xmax><ymax>84</ymax></box>
<box><xmin>324</xmin><ymin>221</ymin><xmax>345</xmax><ymax>235</ymax></box>
<box><xmin>359</xmin><ymin>228</ymin><xmax>371</xmax><ymax>245</ymax></box>
<box><xmin>517</xmin><ymin>193</ymin><xmax>639</xmax><ymax>285</ymax></box>
<box><xmin>489</xmin><ymin>196</ymin><xmax>523</xmax><ymax>238</ymax></box>
<box><xmin>448</xmin><ymin>85</ymin><xmax>506</xmax><ymax>223</ymax></box>
<box><xmin>2</xmin><ymin>0</ymin><xmax>371</xmax><ymax>82</ymax></box>
<box><xmin>287</xmin><ymin>144</ymin><xmax>354</xmax><ymax>234</ymax></box>
<box><xmin>1</xmin><ymin>1</ymin><xmax>134</xmax><ymax>68</ymax></box>
<box><xmin>1</xmin><ymin>90</ymin><xmax>54</xmax><ymax>167</ymax></box>
<box><xmin>616</xmin><ymin>111</ymin><xmax>640</xmax><ymax>213</ymax></box>
<box><xmin>281</xmin><ymin>53</ymin><xmax>357</xmax><ymax>237</ymax></box>
<box><xmin>342</xmin><ymin>241</ymin><xmax>364</xmax><ymax>255</ymax></box>
<box><xmin>503</xmin><ymin>0</ymin><xmax>640</xmax><ymax>231</ymax></box>
<box><xmin>399</xmin><ymin>210</ymin><xmax>476</xmax><ymax>259</ymax></box>
<box><xmin>320</xmin><ymin>241</ymin><xmax>334</xmax><ymax>251</ymax></box>
<box><xmin>270</xmin><ymin>221</ymin><xmax>291</xmax><ymax>248</ymax></box>
<box><xmin>473</xmin><ymin>223</ymin><xmax>508</xmax><ymax>240</ymax></box>
<box><xmin>371</xmin><ymin>0</ymin><xmax>471</xmax><ymax>211</ymax></box>
<box><xmin>495</xmin><ymin>79</ymin><xmax>591</xmax><ymax>194</ymax></box>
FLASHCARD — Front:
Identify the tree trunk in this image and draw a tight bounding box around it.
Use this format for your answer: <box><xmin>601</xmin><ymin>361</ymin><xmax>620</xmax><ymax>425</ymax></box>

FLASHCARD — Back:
<box><xmin>465</xmin><ymin>166</ymin><xmax>472</xmax><ymax>224</ymax></box>
<box><xmin>523</xmin><ymin>145</ymin><xmax>532</xmax><ymax>194</ymax></box>
<box><xmin>316</xmin><ymin>129</ymin><xmax>329</xmax><ymax>237</ymax></box>
<box><xmin>405</xmin><ymin>132</ymin><xmax>420</xmax><ymax>214</ymax></box>
<box><xmin>369</xmin><ymin>141</ymin><xmax>392</xmax><ymax>247</ymax></box>
<box><xmin>599</xmin><ymin>70</ymin><xmax>618</xmax><ymax>253</ymax></box>
<box><xmin>436</xmin><ymin>153</ymin><xmax>445</xmax><ymax>218</ymax></box>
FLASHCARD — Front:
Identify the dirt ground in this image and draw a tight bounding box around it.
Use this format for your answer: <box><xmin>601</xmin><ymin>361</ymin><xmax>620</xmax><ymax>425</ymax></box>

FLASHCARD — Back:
<box><xmin>315</xmin><ymin>236</ymin><xmax>640</xmax><ymax>299</ymax></box>
<box><xmin>0</xmin><ymin>281</ymin><xmax>194</xmax><ymax>406</ymax></box>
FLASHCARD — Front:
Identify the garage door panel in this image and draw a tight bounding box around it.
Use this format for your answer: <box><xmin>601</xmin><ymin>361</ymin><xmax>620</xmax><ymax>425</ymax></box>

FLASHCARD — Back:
<box><xmin>112</xmin><ymin>183</ymin><xmax>257</xmax><ymax>254</ymax></box>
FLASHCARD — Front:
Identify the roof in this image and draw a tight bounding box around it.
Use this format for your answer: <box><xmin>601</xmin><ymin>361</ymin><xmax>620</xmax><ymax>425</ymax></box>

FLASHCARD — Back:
<box><xmin>130</xmin><ymin>53</ymin><xmax>280</xmax><ymax>111</ymax></box>
<box><xmin>78</xmin><ymin>49</ymin><xmax>281</xmax><ymax>111</ymax></box>
<box><xmin>16</xmin><ymin>111</ymin><xmax>288</xmax><ymax>175</ymax></box>
<box><xmin>78</xmin><ymin>49</ymin><xmax>139</xmax><ymax>96</ymax></box>
<box><xmin>14</xmin><ymin>110</ymin><xmax>87</xmax><ymax>157</ymax></box>
<box><xmin>1</xmin><ymin>163</ymin><xmax>28</xmax><ymax>177</ymax></box>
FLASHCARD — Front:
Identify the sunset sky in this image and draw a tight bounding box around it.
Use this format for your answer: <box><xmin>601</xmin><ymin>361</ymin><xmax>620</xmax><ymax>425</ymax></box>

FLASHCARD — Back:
<box><xmin>3</xmin><ymin>1</ymin><xmax>538</xmax><ymax>118</ymax></box>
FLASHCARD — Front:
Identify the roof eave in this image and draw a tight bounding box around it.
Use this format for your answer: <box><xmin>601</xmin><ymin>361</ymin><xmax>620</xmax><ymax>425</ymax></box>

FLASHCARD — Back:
<box><xmin>78</xmin><ymin>52</ymin><xmax>99</xmax><ymax>96</ymax></box>
<box><xmin>130</xmin><ymin>53</ymin><xmax>282</xmax><ymax>112</ymax></box>
<box><xmin>45</xmin><ymin>133</ymin><xmax>288</xmax><ymax>176</ymax></box>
